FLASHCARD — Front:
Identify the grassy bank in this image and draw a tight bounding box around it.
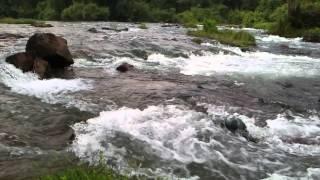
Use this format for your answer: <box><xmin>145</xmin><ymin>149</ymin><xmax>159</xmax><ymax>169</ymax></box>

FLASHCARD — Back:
<box><xmin>0</xmin><ymin>17</ymin><xmax>52</xmax><ymax>27</ymax></box>
<box><xmin>188</xmin><ymin>29</ymin><xmax>256</xmax><ymax>48</ymax></box>
<box><xmin>188</xmin><ymin>20</ymin><xmax>256</xmax><ymax>48</ymax></box>
<box><xmin>0</xmin><ymin>17</ymin><xmax>39</xmax><ymax>24</ymax></box>
<box><xmin>39</xmin><ymin>165</ymin><xmax>130</xmax><ymax>180</ymax></box>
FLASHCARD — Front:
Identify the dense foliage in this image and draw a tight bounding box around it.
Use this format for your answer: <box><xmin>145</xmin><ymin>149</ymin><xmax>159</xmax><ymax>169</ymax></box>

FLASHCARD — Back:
<box><xmin>0</xmin><ymin>0</ymin><xmax>319</xmax><ymax>40</ymax></box>
<box><xmin>0</xmin><ymin>0</ymin><xmax>283</xmax><ymax>22</ymax></box>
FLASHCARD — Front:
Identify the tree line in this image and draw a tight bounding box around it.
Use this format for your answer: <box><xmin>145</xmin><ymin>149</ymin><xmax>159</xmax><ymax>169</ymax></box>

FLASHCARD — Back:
<box><xmin>0</xmin><ymin>0</ymin><xmax>283</xmax><ymax>22</ymax></box>
<box><xmin>1</xmin><ymin>0</ymin><xmax>320</xmax><ymax>41</ymax></box>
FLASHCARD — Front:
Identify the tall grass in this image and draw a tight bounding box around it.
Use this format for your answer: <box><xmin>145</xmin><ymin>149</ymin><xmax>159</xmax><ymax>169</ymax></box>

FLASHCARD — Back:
<box><xmin>0</xmin><ymin>17</ymin><xmax>38</xmax><ymax>24</ymax></box>
<box><xmin>188</xmin><ymin>26</ymin><xmax>256</xmax><ymax>48</ymax></box>
<box><xmin>39</xmin><ymin>165</ymin><xmax>130</xmax><ymax>180</ymax></box>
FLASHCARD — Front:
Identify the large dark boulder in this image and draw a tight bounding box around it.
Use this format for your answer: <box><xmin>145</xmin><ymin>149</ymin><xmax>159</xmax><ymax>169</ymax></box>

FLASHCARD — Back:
<box><xmin>5</xmin><ymin>52</ymin><xmax>34</xmax><ymax>72</ymax></box>
<box><xmin>26</xmin><ymin>33</ymin><xmax>74</xmax><ymax>68</ymax></box>
<box><xmin>6</xmin><ymin>33</ymin><xmax>74</xmax><ymax>79</ymax></box>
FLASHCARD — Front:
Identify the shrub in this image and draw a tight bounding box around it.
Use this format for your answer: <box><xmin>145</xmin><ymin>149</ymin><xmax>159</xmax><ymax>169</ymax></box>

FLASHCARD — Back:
<box><xmin>203</xmin><ymin>19</ymin><xmax>217</xmax><ymax>33</ymax></box>
<box><xmin>151</xmin><ymin>8</ymin><xmax>176</xmax><ymax>22</ymax></box>
<box><xmin>61</xmin><ymin>3</ymin><xmax>109</xmax><ymax>21</ymax></box>
<box><xmin>39</xmin><ymin>165</ymin><xmax>129</xmax><ymax>180</ymax></box>
<box><xmin>303</xmin><ymin>28</ymin><xmax>320</xmax><ymax>42</ymax></box>
<box><xmin>177</xmin><ymin>10</ymin><xmax>198</xmax><ymax>27</ymax></box>
<box><xmin>36</xmin><ymin>1</ymin><xmax>59</xmax><ymax>20</ymax></box>
<box><xmin>61</xmin><ymin>3</ymin><xmax>84</xmax><ymax>21</ymax></box>
<box><xmin>188</xmin><ymin>29</ymin><xmax>256</xmax><ymax>48</ymax></box>
<box><xmin>83</xmin><ymin>3</ymin><xmax>109</xmax><ymax>21</ymax></box>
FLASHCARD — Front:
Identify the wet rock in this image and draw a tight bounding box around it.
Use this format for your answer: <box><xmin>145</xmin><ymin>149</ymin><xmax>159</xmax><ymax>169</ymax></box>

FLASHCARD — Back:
<box><xmin>116</xmin><ymin>63</ymin><xmax>134</xmax><ymax>73</ymax></box>
<box><xmin>0</xmin><ymin>33</ymin><xmax>24</xmax><ymax>40</ymax></box>
<box><xmin>277</xmin><ymin>81</ymin><xmax>294</xmax><ymax>89</ymax></box>
<box><xmin>88</xmin><ymin>28</ymin><xmax>99</xmax><ymax>33</ymax></box>
<box><xmin>5</xmin><ymin>52</ymin><xmax>34</xmax><ymax>72</ymax></box>
<box><xmin>192</xmin><ymin>38</ymin><xmax>203</xmax><ymax>44</ymax></box>
<box><xmin>102</xmin><ymin>27</ymin><xmax>129</xmax><ymax>32</ymax></box>
<box><xmin>30</xmin><ymin>22</ymin><xmax>53</xmax><ymax>28</ymax></box>
<box><xmin>6</xmin><ymin>33</ymin><xmax>74</xmax><ymax>78</ymax></box>
<box><xmin>26</xmin><ymin>33</ymin><xmax>74</xmax><ymax>68</ymax></box>
<box><xmin>161</xmin><ymin>23</ymin><xmax>180</xmax><ymax>28</ymax></box>
<box><xmin>225</xmin><ymin>117</ymin><xmax>247</xmax><ymax>133</ymax></box>
<box><xmin>33</xmin><ymin>58</ymin><xmax>49</xmax><ymax>79</ymax></box>
<box><xmin>240</xmin><ymin>47</ymin><xmax>251</xmax><ymax>52</ymax></box>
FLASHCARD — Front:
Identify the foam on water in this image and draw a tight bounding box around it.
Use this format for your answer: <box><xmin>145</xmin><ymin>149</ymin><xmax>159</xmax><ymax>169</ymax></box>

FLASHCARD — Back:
<box><xmin>205</xmin><ymin>104</ymin><xmax>320</xmax><ymax>156</ymax></box>
<box><xmin>72</xmin><ymin>104</ymin><xmax>320</xmax><ymax>178</ymax></box>
<box><xmin>262</xmin><ymin>168</ymin><xmax>320</xmax><ymax>180</ymax></box>
<box><xmin>146</xmin><ymin>50</ymin><xmax>320</xmax><ymax>77</ymax></box>
<box><xmin>72</xmin><ymin>105</ymin><xmax>215</xmax><ymax>163</ymax></box>
<box><xmin>0</xmin><ymin>62</ymin><xmax>92</xmax><ymax>110</ymax></box>
<box><xmin>256</xmin><ymin>35</ymin><xmax>302</xmax><ymax>44</ymax></box>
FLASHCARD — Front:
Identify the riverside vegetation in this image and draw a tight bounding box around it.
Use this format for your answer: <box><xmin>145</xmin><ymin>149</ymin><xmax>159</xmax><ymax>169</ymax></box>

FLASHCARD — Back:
<box><xmin>1</xmin><ymin>0</ymin><xmax>320</xmax><ymax>44</ymax></box>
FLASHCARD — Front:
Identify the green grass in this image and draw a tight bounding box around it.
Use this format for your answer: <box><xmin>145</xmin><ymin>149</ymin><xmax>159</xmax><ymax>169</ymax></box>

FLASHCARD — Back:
<box><xmin>0</xmin><ymin>17</ymin><xmax>52</xmax><ymax>27</ymax></box>
<box><xmin>0</xmin><ymin>17</ymin><xmax>39</xmax><ymax>24</ymax></box>
<box><xmin>38</xmin><ymin>165</ymin><xmax>129</xmax><ymax>180</ymax></box>
<box><xmin>138</xmin><ymin>23</ymin><xmax>148</xmax><ymax>29</ymax></box>
<box><xmin>188</xmin><ymin>29</ymin><xmax>256</xmax><ymax>48</ymax></box>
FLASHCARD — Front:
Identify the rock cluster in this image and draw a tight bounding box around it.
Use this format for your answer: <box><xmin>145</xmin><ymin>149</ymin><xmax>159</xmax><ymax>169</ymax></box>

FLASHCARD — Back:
<box><xmin>6</xmin><ymin>33</ymin><xmax>74</xmax><ymax>79</ymax></box>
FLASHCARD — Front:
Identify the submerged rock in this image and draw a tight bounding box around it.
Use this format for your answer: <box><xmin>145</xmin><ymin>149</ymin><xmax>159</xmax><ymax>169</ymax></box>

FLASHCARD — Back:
<box><xmin>6</xmin><ymin>33</ymin><xmax>74</xmax><ymax>79</ymax></box>
<box><xmin>30</xmin><ymin>22</ymin><xmax>53</xmax><ymax>28</ymax></box>
<box><xmin>225</xmin><ymin>117</ymin><xmax>258</xmax><ymax>142</ymax></box>
<box><xmin>225</xmin><ymin>117</ymin><xmax>247</xmax><ymax>133</ymax></box>
<box><xmin>0</xmin><ymin>33</ymin><xmax>24</xmax><ymax>40</ymax></box>
<box><xmin>116</xmin><ymin>63</ymin><xmax>134</xmax><ymax>73</ymax></box>
<box><xmin>161</xmin><ymin>23</ymin><xmax>180</xmax><ymax>28</ymax></box>
<box><xmin>102</xmin><ymin>27</ymin><xmax>129</xmax><ymax>32</ymax></box>
<box><xmin>88</xmin><ymin>28</ymin><xmax>99</xmax><ymax>33</ymax></box>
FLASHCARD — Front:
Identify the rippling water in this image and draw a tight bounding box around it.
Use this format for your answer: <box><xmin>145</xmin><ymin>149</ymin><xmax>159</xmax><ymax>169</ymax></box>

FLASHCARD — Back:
<box><xmin>1</xmin><ymin>22</ymin><xmax>320</xmax><ymax>180</ymax></box>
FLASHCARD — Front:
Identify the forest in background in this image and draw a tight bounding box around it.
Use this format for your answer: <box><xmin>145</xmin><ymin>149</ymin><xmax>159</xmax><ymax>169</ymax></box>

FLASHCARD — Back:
<box><xmin>0</xmin><ymin>0</ymin><xmax>320</xmax><ymax>41</ymax></box>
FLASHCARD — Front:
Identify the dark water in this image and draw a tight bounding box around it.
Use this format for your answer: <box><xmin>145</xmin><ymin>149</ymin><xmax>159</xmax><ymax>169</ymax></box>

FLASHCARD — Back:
<box><xmin>0</xmin><ymin>22</ymin><xmax>320</xmax><ymax>179</ymax></box>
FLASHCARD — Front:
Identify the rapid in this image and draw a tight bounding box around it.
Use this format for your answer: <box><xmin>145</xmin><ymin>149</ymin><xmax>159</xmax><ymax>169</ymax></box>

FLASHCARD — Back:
<box><xmin>0</xmin><ymin>22</ymin><xmax>320</xmax><ymax>180</ymax></box>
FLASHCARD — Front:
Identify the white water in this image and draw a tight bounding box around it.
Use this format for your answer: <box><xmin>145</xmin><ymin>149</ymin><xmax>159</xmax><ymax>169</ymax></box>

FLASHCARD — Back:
<box><xmin>0</xmin><ymin>62</ymin><xmax>93</xmax><ymax>110</ymax></box>
<box><xmin>146</xmin><ymin>50</ymin><xmax>320</xmax><ymax>77</ymax></box>
<box><xmin>74</xmin><ymin>41</ymin><xmax>320</xmax><ymax>78</ymax></box>
<box><xmin>263</xmin><ymin>168</ymin><xmax>320</xmax><ymax>180</ymax></box>
<box><xmin>72</xmin><ymin>104</ymin><xmax>320</xmax><ymax>179</ymax></box>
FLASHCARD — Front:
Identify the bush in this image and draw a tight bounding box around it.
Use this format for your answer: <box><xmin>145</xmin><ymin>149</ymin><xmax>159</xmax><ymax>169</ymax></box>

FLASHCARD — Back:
<box><xmin>151</xmin><ymin>8</ymin><xmax>176</xmax><ymax>22</ymax></box>
<box><xmin>177</xmin><ymin>10</ymin><xmax>198</xmax><ymax>27</ymax></box>
<box><xmin>62</xmin><ymin>3</ymin><xmax>109</xmax><ymax>21</ymax></box>
<box><xmin>303</xmin><ymin>28</ymin><xmax>320</xmax><ymax>42</ymax></box>
<box><xmin>36</xmin><ymin>1</ymin><xmax>59</xmax><ymax>20</ymax></box>
<box><xmin>203</xmin><ymin>19</ymin><xmax>217</xmax><ymax>33</ymax></box>
<box><xmin>61</xmin><ymin>3</ymin><xmax>85</xmax><ymax>21</ymax></box>
<box><xmin>188</xmin><ymin>29</ymin><xmax>256</xmax><ymax>48</ymax></box>
<box><xmin>83</xmin><ymin>3</ymin><xmax>110</xmax><ymax>21</ymax></box>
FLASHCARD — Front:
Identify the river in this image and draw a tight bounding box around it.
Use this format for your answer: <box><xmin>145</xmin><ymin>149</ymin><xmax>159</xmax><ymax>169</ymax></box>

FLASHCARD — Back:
<box><xmin>0</xmin><ymin>22</ymin><xmax>320</xmax><ymax>180</ymax></box>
